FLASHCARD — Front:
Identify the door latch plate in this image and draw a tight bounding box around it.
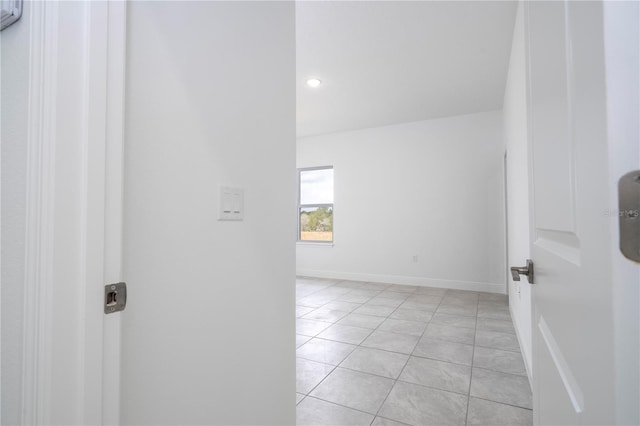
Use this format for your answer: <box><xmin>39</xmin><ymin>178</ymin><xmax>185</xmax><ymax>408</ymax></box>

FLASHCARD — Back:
<box><xmin>619</xmin><ymin>171</ymin><xmax>640</xmax><ymax>263</ymax></box>
<box><xmin>104</xmin><ymin>282</ymin><xmax>127</xmax><ymax>314</ymax></box>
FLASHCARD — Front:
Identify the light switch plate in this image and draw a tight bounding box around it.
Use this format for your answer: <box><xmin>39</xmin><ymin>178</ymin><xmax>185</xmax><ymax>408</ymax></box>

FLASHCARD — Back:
<box><xmin>219</xmin><ymin>186</ymin><xmax>244</xmax><ymax>221</ymax></box>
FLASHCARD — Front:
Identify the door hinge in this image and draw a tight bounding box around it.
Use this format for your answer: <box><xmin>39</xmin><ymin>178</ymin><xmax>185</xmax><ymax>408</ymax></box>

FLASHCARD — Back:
<box><xmin>104</xmin><ymin>282</ymin><xmax>127</xmax><ymax>314</ymax></box>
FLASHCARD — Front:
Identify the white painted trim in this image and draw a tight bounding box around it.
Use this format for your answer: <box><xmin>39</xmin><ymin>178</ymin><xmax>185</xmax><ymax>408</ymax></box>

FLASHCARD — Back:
<box><xmin>296</xmin><ymin>242</ymin><xmax>334</xmax><ymax>247</ymax></box>
<box><xmin>78</xmin><ymin>2</ymin><xmax>110</xmax><ymax>423</ymax></box>
<box><xmin>20</xmin><ymin>1</ymin><xmax>127</xmax><ymax>424</ymax></box>
<box><xmin>21</xmin><ymin>1</ymin><xmax>58</xmax><ymax>424</ymax></box>
<box><xmin>102</xmin><ymin>1</ymin><xmax>127</xmax><ymax>424</ymax></box>
<box><xmin>296</xmin><ymin>269</ymin><xmax>506</xmax><ymax>294</ymax></box>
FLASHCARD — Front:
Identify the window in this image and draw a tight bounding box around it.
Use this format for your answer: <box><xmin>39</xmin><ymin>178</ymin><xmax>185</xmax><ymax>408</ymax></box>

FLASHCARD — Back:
<box><xmin>298</xmin><ymin>166</ymin><xmax>333</xmax><ymax>242</ymax></box>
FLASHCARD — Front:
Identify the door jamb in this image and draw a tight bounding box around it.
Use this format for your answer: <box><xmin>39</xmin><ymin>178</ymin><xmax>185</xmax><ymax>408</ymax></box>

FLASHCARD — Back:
<box><xmin>20</xmin><ymin>1</ymin><xmax>127</xmax><ymax>424</ymax></box>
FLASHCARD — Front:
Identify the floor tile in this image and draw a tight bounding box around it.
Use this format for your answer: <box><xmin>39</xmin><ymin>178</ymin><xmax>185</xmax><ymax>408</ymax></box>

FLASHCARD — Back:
<box><xmin>303</xmin><ymin>307</ymin><xmax>350</xmax><ymax>323</ymax></box>
<box><xmin>362</xmin><ymin>330</ymin><xmax>419</xmax><ymax>354</ymax></box>
<box><xmin>436</xmin><ymin>304</ymin><xmax>478</xmax><ymax>317</ymax></box>
<box><xmin>316</xmin><ymin>286</ymin><xmax>352</xmax><ymax>298</ymax></box>
<box><xmin>367</xmin><ymin>296</ymin><xmax>405</xmax><ymax>308</ymax></box>
<box><xmin>379</xmin><ymin>381</ymin><xmax>468</xmax><ymax>426</ymax></box>
<box><xmin>297</xmin><ymin>295</ymin><xmax>336</xmax><ymax>308</ymax></box>
<box><xmin>295</xmin><ymin>278</ymin><xmax>532</xmax><ymax>426</ymax></box>
<box><xmin>340</xmin><ymin>346</ymin><xmax>409</xmax><ymax>379</ymax></box>
<box><xmin>446</xmin><ymin>289</ymin><xmax>478</xmax><ymax>299</ymax></box>
<box><xmin>310</xmin><ymin>368</ymin><xmax>395</xmax><ymax>414</ymax></box>
<box><xmin>413</xmin><ymin>337</ymin><xmax>474</xmax><ymax>366</ymax></box>
<box><xmin>297</xmin><ymin>306</ymin><xmax>316</xmax><ymax>317</ymax></box>
<box><xmin>377</xmin><ymin>291</ymin><xmax>411</xmax><ymax>300</ymax></box>
<box><xmin>338</xmin><ymin>313</ymin><xmax>386</xmax><ymax>329</ymax></box>
<box><xmin>399</xmin><ymin>356</ymin><xmax>471</xmax><ymax>394</ymax></box>
<box><xmin>371</xmin><ymin>416</ymin><xmax>409</xmax><ymax>426</ymax></box>
<box><xmin>296</xmin><ymin>358</ymin><xmax>334</xmax><ymax>394</ymax></box>
<box><xmin>386</xmin><ymin>284</ymin><xmax>418</xmax><ymax>293</ymax></box>
<box><xmin>317</xmin><ymin>324</ymin><xmax>373</xmax><ymax>345</ymax></box>
<box><xmin>353</xmin><ymin>304</ymin><xmax>396</xmax><ymax>317</ymax></box>
<box><xmin>478</xmin><ymin>299</ymin><xmax>508</xmax><ymax>309</ymax></box>
<box><xmin>405</xmin><ymin>295</ymin><xmax>443</xmax><ymax>305</ymax></box>
<box><xmin>297</xmin><ymin>334</ymin><xmax>312</xmax><ymax>348</ymax></box>
<box><xmin>475</xmin><ymin>330</ymin><xmax>521</xmax><ymax>352</ymax></box>
<box><xmin>339</xmin><ymin>293</ymin><xmax>375</xmax><ymax>304</ymax></box>
<box><xmin>389</xmin><ymin>308</ymin><xmax>433</xmax><ymax>322</ymax></box>
<box><xmin>323</xmin><ymin>300</ymin><xmax>362</xmax><ymax>313</ymax></box>
<box><xmin>335</xmin><ymin>280</ymin><xmax>366</xmax><ymax>289</ymax></box>
<box><xmin>297</xmin><ymin>338</ymin><xmax>357</xmax><ymax>365</ymax></box>
<box><xmin>478</xmin><ymin>292</ymin><xmax>508</xmax><ymax>303</ymax></box>
<box><xmin>296</xmin><ymin>396</ymin><xmax>374</xmax><ymax>426</ymax></box>
<box><xmin>473</xmin><ymin>346</ymin><xmax>527</xmax><ymax>376</ymax></box>
<box><xmin>477</xmin><ymin>306</ymin><xmax>511</xmax><ymax>321</ymax></box>
<box><xmin>467</xmin><ymin>397</ymin><xmax>533</xmax><ymax>426</ymax></box>
<box><xmin>378</xmin><ymin>318</ymin><xmax>427</xmax><ymax>337</ymax></box>
<box><xmin>477</xmin><ymin>317</ymin><xmax>515</xmax><ymax>334</ymax></box>
<box><xmin>297</xmin><ymin>319</ymin><xmax>333</xmax><ymax>337</ymax></box>
<box><xmin>399</xmin><ymin>300</ymin><xmax>439</xmax><ymax>312</ymax></box>
<box><xmin>360</xmin><ymin>282</ymin><xmax>391</xmax><ymax>291</ymax></box>
<box><xmin>470</xmin><ymin>368</ymin><xmax>533</xmax><ymax>409</ymax></box>
<box><xmin>431</xmin><ymin>313</ymin><xmax>476</xmax><ymax>329</ymax></box>
<box><xmin>415</xmin><ymin>287</ymin><xmax>447</xmax><ymax>296</ymax></box>
<box><xmin>423</xmin><ymin>323</ymin><xmax>475</xmax><ymax>345</ymax></box>
<box><xmin>441</xmin><ymin>296</ymin><xmax>478</xmax><ymax>307</ymax></box>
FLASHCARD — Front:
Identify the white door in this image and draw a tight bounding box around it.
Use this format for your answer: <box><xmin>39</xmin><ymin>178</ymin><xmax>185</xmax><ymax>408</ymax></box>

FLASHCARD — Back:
<box><xmin>525</xmin><ymin>1</ymin><xmax>638</xmax><ymax>424</ymax></box>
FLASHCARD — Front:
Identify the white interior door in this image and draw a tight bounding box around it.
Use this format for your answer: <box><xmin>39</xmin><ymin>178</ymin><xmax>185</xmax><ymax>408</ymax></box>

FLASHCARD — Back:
<box><xmin>525</xmin><ymin>1</ymin><xmax>636</xmax><ymax>424</ymax></box>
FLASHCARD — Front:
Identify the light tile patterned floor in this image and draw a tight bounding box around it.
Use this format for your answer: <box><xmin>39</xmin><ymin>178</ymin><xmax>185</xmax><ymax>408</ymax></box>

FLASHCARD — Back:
<box><xmin>295</xmin><ymin>277</ymin><xmax>533</xmax><ymax>426</ymax></box>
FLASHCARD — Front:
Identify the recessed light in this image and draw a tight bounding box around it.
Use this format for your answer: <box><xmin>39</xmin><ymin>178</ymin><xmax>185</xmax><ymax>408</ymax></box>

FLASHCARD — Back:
<box><xmin>306</xmin><ymin>78</ymin><xmax>322</xmax><ymax>88</ymax></box>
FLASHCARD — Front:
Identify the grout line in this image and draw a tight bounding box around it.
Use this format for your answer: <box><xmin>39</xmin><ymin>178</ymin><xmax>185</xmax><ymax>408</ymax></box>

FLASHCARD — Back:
<box><xmin>302</xmin><ymin>394</ymin><xmax>379</xmax><ymax>417</ymax></box>
<box><xmin>467</xmin><ymin>395</ymin><xmax>534</xmax><ymax>411</ymax></box>
<box><xmin>302</xmin><ymin>362</ymin><xmax>339</xmax><ymax>397</ymax></box>
<box><xmin>471</xmin><ymin>365</ymin><xmax>530</xmax><ymax>378</ymax></box>
<box><xmin>297</xmin><ymin>277</ymin><xmax>524</xmax><ymax>425</ymax></box>
<box><xmin>371</xmin><ymin>286</ymin><xmax>447</xmax><ymax>419</ymax></box>
<box><xmin>464</xmin><ymin>292</ymin><xmax>480</xmax><ymax>426</ymax></box>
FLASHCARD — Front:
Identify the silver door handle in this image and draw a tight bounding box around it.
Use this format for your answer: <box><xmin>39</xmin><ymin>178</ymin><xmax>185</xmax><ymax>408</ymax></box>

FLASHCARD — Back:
<box><xmin>510</xmin><ymin>259</ymin><xmax>534</xmax><ymax>284</ymax></box>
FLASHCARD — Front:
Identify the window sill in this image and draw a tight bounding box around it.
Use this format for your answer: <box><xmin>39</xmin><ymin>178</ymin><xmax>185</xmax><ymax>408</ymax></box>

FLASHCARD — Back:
<box><xmin>296</xmin><ymin>241</ymin><xmax>334</xmax><ymax>247</ymax></box>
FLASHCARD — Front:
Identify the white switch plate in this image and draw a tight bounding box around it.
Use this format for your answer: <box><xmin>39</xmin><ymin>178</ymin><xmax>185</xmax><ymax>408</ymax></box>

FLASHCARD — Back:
<box><xmin>219</xmin><ymin>186</ymin><xmax>244</xmax><ymax>221</ymax></box>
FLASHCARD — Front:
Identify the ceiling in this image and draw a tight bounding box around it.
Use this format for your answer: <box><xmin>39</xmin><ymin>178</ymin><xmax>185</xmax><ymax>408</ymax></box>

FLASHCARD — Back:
<box><xmin>296</xmin><ymin>1</ymin><xmax>518</xmax><ymax>138</ymax></box>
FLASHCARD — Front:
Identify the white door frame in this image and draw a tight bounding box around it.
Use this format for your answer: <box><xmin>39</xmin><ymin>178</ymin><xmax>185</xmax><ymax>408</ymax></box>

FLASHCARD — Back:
<box><xmin>20</xmin><ymin>1</ymin><xmax>126</xmax><ymax>424</ymax></box>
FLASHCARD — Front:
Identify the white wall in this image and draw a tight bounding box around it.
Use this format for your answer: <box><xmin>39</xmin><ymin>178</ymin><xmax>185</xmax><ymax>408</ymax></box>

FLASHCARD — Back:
<box><xmin>121</xmin><ymin>2</ymin><xmax>295</xmax><ymax>424</ymax></box>
<box><xmin>1</xmin><ymin>3</ymin><xmax>30</xmax><ymax>423</ymax></box>
<box><xmin>503</xmin><ymin>2</ymin><xmax>533</xmax><ymax>379</ymax></box>
<box><xmin>297</xmin><ymin>111</ymin><xmax>506</xmax><ymax>293</ymax></box>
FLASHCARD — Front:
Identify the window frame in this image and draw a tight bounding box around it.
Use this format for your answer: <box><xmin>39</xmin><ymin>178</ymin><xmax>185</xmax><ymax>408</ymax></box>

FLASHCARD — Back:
<box><xmin>297</xmin><ymin>165</ymin><xmax>334</xmax><ymax>244</ymax></box>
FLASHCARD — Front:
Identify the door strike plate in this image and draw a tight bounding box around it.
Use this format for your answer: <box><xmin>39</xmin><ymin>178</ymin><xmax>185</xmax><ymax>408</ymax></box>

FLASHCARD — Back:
<box><xmin>619</xmin><ymin>171</ymin><xmax>640</xmax><ymax>263</ymax></box>
<box><xmin>104</xmin><ymin>282</ymin><xmax>127</xmax><ymax>314</ymax></box>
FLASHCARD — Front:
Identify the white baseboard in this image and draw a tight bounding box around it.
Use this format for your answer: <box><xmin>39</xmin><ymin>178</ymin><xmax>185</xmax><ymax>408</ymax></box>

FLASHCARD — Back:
<box><xmin>296</xmin><ymin>269</ymin><xmax>506</xmax><ymax>294</ymax></box>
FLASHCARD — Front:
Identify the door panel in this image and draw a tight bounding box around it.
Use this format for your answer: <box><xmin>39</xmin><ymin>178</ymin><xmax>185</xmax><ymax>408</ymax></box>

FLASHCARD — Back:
<box><xmin>529</xmin><ymin>1</ymin><xmax>576</xmax><ymax>234</ymax></box>
<box><xmin>526</xmin><ymin>1</ymin><xmax>615</xmax><ymax>424</ymax></box>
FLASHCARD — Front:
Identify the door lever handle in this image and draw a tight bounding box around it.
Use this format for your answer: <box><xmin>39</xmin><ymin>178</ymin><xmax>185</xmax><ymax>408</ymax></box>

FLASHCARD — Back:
<box><xmin>510</xmin><ymin>259</ymin><xmax>534</xmax><ymax>284</ymax></box>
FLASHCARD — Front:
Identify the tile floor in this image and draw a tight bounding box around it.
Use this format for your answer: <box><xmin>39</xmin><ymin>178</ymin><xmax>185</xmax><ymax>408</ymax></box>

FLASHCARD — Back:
<box><xmin>295</xmin><ymin>277</ymin><xmax>533</xmax><ymax>426</ymax></box>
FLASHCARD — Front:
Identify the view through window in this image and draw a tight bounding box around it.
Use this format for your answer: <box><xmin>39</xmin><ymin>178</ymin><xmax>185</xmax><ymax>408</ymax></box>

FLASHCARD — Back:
<box><xmin>298</xmin><ymin>167</ymin><xmax>333</xmax><ymax>242</ymax></box>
